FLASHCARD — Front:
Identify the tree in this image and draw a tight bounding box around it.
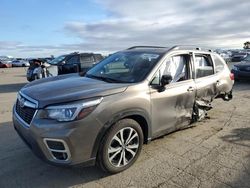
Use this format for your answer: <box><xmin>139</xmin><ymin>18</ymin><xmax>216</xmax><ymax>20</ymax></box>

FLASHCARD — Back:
<box><xmin>243</xmin><ymin>41</ymin><xmax>250</xmax><ymax>49</ymax></box>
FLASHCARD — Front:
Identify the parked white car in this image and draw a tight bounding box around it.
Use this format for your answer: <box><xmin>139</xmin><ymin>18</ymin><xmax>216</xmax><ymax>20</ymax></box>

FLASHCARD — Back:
<box><xmin>12</xmin><ymin>60</ymin><xmax>30</xmax><ymax>67</ymax></box>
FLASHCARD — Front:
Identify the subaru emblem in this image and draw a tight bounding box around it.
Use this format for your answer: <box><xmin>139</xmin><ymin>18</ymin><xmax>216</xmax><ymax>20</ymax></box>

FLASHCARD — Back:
<box><xmin>19</xmin><ymin>97</ymin><xmax>26</xmax><ymax>108</ymax></box>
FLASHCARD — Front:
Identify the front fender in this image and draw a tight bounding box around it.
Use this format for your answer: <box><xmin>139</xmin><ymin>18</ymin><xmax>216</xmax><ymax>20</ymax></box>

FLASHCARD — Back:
<box><xmin>90</xmin><ymin>108</ymin><xmax>151</xmax><ymax>159</ymax></box>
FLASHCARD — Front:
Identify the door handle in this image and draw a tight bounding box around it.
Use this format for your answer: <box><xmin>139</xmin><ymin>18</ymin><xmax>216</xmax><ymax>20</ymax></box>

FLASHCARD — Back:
<box><xmin>187</xmin><ymin>86</ymin><xmax>195</xmax><ymax>92</ymax></box>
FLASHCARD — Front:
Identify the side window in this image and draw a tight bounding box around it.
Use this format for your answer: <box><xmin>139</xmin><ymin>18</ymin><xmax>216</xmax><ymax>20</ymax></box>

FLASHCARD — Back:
<box><xmin>80</xmin><ymin>55</ymin><xmax>94</xmax><ymax>63</ymax></box>
<box><xmin>164</xmin><ymin>55</ymin><xmax>189</xmax><ymax>82</ymax></box>
<box><xmin>80</xmin><ymin>55</ymin><xmax>95</xmax><ymax>68</ymax></box>
<box><xmin>94</xmin><ymin>54</ymin><xmax>103</xmax><ymax>62</ymax></box>
<box><xmin>194</xmin><ymin>54</ymin><xmax>214</xmax><ymax>78</ymax></box>
<box><xmin>212</xmin><ymin>54</ymin><xmax>225</xmax><ymax>73</ymax></box>
<box><xmin>151</xmin><ymin>70</ymin><xmax>161</xmax><ymax>85</ymax></box>
<box><xmin>66</xmin><ymin>55</ymin><xmax>79</xmax><ymax>64</ymax></box>
<box><xmin>151</xmin><ymin>54</ymin><xmax>190</xmax><ymax>85</ymax></box>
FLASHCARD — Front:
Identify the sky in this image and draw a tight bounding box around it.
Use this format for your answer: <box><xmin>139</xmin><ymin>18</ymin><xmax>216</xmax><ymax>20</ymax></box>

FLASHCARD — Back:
<box><xmin>0</xmin><ymin>0</ymin><xmax>249</xmax><ymax>57</ymax></box>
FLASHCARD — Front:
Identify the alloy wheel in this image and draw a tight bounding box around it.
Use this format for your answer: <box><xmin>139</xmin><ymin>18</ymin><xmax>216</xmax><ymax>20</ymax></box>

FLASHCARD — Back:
<box><xmin>108</xmin><ymin>127</ymin><xmax>139</xmax><ymax>167</ymax></box>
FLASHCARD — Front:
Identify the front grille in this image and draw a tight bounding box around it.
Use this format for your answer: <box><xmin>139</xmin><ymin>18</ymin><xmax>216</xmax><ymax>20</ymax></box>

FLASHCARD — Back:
<box><xmin>16</xmin><ymin>99</ymin><xmax>36</xmax><ymax>125</ymax></box>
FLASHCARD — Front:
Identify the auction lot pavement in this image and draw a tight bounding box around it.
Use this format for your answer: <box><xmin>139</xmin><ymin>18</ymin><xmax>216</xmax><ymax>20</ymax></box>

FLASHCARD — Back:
<box><xmin>0</xmin><ymin>67</ymin><xmax>249</xmax><ymax>188</ymax></box>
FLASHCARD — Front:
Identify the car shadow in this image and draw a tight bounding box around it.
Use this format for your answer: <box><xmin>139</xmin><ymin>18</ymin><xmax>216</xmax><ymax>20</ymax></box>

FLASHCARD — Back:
<box><xmin>14</xmin><ymin>75</ymin><xmax>26</xmax><ymax>78</ymax></box>
<box><xmin>0</xmin><ymin>83</ymin><xmax>27</xmax><ymax>93</ymax></box>
<box><xmin>221</xmin><ymin>127</ymin><xmax>250</xmax><ymax>148</ymax></box>
<box><xmin>233</xmin><ymin>81</ymin><xmax>250</xmax><ymax>92</ymax></box>
<box><xmin>0</xmin><ymin>121</ymin><xmax>109</xmax><ymax>187</ymax></box>
<box><xmin>220</xmin><ymin>127</ymin><xmax>250</xmax><ymax>187</ymax></box>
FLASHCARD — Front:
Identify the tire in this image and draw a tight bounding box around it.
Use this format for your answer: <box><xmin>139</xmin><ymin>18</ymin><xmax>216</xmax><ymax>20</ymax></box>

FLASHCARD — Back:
<box><xmin>97</xmin><ymin>119</ymin><xmax>143</xmax><ymax>174</ymax></box>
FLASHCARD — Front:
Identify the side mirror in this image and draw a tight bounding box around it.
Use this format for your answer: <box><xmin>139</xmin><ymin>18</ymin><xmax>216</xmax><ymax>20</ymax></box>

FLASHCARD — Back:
<box><xmin>161</xmin><ymin>74</ymin><xmax>172</xmax><ymax>86</ymax></box>
<box><xmin>61</xmin><ymin>61</ymin><xmax>66</xmax><ymax>65</ymax></box>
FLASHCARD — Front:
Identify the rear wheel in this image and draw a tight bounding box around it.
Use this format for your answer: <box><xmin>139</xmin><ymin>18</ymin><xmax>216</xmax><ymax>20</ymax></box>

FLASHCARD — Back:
<box><xmin>97</xmin><ymin>119</ymin><xmax>143</xmax><ymax>173</ymax></box>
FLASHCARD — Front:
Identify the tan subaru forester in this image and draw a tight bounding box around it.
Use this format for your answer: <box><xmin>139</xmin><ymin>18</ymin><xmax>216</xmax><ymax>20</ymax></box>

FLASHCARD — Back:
<box><xmin>13</xmin><ymin>46</ymin><xmax>234</xmax><ymax>173</ymax></box>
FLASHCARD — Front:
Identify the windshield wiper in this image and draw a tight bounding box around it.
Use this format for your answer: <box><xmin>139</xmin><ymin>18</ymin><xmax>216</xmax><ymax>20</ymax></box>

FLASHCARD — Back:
<box><xmin>86</xmin><ymin>74</ymin><xmax>124</xmax><ymax>83</ymax></box>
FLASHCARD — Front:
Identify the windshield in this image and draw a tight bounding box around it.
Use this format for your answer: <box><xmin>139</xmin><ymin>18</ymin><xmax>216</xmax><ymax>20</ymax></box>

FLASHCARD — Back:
<box><xmin>48</xmin><ymin>55</ymin><xmax>66</xmax><ymax>65</ymax></box>
<box><xmin>86</xmin><ymin>51</ymin><xmax>162</xmax><ymax>83</ymax></box>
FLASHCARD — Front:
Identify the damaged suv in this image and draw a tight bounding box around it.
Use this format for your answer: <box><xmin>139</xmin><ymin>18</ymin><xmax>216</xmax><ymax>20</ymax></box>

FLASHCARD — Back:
<box><xmin>13</xmin><ymin>46</ymin><xmax>234</xmax><ymax>173</ymax></box>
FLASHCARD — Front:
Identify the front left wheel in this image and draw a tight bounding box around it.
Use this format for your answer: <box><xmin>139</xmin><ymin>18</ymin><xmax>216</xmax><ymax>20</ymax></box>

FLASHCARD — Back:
<box><xmin>97</xmin><ymin>119</ymin><xmax>143</xmax><ymax>173</ymax></box>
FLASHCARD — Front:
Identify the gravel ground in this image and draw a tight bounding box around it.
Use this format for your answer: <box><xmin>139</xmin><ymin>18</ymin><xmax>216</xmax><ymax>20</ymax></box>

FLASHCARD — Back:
<box><xmin>0</xmin><ymin>67</ymin><xmax>249</xmax><ymax>188</ymax></box>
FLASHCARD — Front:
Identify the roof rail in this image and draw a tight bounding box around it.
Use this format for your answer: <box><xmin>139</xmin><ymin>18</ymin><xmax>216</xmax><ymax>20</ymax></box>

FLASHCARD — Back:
<box><xmin>169</xmin><ymin>45</ymin><xmax>213</xmax><ymax>52</ymax></box>
<box><xmin>127</xmin><ymin>46</ymin><xmax>167</xmax><ymax>50</ymax></box>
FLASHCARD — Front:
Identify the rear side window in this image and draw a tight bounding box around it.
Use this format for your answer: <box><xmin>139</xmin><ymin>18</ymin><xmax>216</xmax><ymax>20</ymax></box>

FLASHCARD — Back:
<box><xmin>212</xmin><ymin>54</ymin><xmax>225</xmax><ymax>73</ymax></box>
<box><xmin>81</xmin><ymin>55</ymin><xmax>94</xmax><ymax>63</ymax></box>
<box><xmin>194</xmin><ymin>54</ymin><xmax>214</xmax><ymax>78</ymax></box>
<box><xmin>94</xmin><ymin>54</ymin><xmax>103</xmax><ymax>62</ymax></box>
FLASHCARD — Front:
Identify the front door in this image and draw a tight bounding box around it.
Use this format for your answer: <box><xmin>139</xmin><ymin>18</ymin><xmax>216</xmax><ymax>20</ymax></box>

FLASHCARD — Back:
<box><xmin>150</xmin><ymin>53</ymin><xmax>196</xmax><ymax>137</ymax></box>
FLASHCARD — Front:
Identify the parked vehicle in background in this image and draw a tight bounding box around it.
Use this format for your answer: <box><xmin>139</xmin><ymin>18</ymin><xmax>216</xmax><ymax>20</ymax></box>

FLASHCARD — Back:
<box><xmin>38</xmin><ymin>57</ymin><xmax>54</xmax><ymax>63</ymax></box>
<box><xmin>26</xmin><ymin>52</ymin><xmax>104</xmax><ymax>81</ymax></box>
<box><xmin>231</xmin><ymin>52</ymin><xmax>248</xmax><ymax>62</ymax></box>
<box><xmin>241</xmin><ymin>54</ymin><xmax>250</xmax><ymax>63</ymax></box>
<box><xmin>48</xmin><ymin>52</ymin><xmax>104</xmax><ymax>75</ymax></box>
<box><xmin>13</xmin><ymin>46</ymin><xmax>234</xmax><ymax>173</ymax></box>
<box><xmin>218</xmin><ymin>52</ymin><xmax>231</xmax><ymax>63</ymax></box>
<box><xmin>26</xmin><ymin>59</ymin><xmax>49</xmax><ymax>81</ymax></box>
<box><xmin>12</xmin><ymin>59</ymin><xmax>30</xmax><ymax>67</ymax></box>
<box><xmin>231</xmin><ymin>55</ymin><xmax>250</xmax><ymax>81</ymax></box>
<box><xmin>0</xmin><ymin>59</ymin><xmax>12</xmax><ymax>68</ymax></box>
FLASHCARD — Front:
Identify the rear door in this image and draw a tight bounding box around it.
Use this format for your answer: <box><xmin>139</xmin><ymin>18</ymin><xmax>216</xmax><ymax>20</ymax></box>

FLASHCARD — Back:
<box><xmin>193</xmin><ymin>53</ymin><xmax>218</xmax><ymax>102</ymax></box>
<box><xmin>150</xmin><ymin>52</ymin><xmax>196</xmax><ymax>137</ymax></box>
<box><xmin>211</xmin><ymin>54</ymin><xmax>233</xmax><ymax>95</ymax></box>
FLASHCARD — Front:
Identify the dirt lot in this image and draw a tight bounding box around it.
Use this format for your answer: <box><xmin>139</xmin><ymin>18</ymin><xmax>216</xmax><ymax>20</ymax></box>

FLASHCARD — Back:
<box><xmin>0</xmin><ymin>67</ymin><xmax>249</xmax><ymax>188</ymax></box>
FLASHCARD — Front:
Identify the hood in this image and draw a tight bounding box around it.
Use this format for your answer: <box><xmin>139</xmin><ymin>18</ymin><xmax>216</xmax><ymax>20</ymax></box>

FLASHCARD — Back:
<box><xmin>21</xmin><ymin>74</ymin><xmax>129</xmax><ymax>108</ymax></box>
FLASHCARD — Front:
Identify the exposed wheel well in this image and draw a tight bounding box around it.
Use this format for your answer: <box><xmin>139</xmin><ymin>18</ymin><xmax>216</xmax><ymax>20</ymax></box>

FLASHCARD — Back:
<box><xmin>123</xmin><ymin>115</ymin><xmax>149</xmax><ymax>143</ymax></box>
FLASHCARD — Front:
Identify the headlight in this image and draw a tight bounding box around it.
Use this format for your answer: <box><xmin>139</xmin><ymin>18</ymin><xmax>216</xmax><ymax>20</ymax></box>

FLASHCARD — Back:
<box><xmin>44</xmin><ymin>98</ymin><xmax>103</xmax><ymax>122</ymax></box>
<box><xmin>232</xmin><ymin>66</ymin><xmax>239</xmax><ymax>71</ymax></box>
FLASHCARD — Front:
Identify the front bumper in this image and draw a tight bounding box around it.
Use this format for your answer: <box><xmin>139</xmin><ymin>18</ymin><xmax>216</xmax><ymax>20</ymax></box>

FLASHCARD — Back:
<box><xmin>12</xmin><ymin>107</ymin><xmax>102</xmax><ymax>167</ymax></box>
